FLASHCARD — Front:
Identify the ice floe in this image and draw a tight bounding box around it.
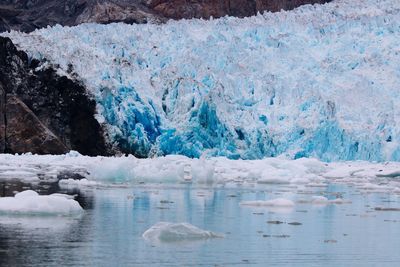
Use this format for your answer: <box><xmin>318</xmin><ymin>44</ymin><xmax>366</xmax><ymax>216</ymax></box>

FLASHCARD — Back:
<box><xmin>240</xmin><ymin>198</ymin><xmax>295</xmax><ymax>207</ymax></box>
<box><xmin>0</xmin><ymin>153</ymin><xmax>400</xmax><ymax>193</ymax></box>
<box><xmin>0</xmin><ymin>190</ymin><xmax>83</xmax><ymax>216</ymax></box>
<box><xmin>59</xmin><ymin>178</ymin><xmax>100</xmax><ymax>188</ymax></box>
<box><xmin>142</xmin><ymin>222</ymin><xmax>223</xmax><ymax>243</ymax></box>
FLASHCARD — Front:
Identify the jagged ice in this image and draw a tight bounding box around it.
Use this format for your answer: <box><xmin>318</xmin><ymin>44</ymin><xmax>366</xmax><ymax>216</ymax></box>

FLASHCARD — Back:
<box><xmin>3</xmin><ymin>0</ymin><xmax>400</xmax><ymax>161</ymax></box>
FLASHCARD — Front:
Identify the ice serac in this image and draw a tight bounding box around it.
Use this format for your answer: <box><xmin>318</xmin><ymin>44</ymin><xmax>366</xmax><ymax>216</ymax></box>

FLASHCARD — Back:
<box><xmin>4</xmin><ymin>0</ymin><xmax>400</xmax><ymax>161</ymax></box>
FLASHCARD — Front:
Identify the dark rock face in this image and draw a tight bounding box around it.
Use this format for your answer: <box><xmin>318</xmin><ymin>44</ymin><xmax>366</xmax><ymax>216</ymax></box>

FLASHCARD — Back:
<box><xmin>0</xmin><ymin>82</ymin><xmax>6</xmax><ymax>152</ymax></box>
<box><xmin>0</xmin><ymin>0</ymin><xmax>332</xmax><ymax>32</ymax></box>
<box><xmin>0</xmin><ymin>0</ymin><xmax>162</xmax><ymax>32</ymax></box>
<box><xmin>5</xmin><ymin>96</ymin><xmax>68</xmax><ymax>154</ymax></box>
<box><xmin>146</xmin><ymin>0</ymin><xmax>331</xmax><ymax>20</ymax></box>
<box><xmin>0</xmin><ymin>36</ymin><xmax>108</xmax><ymax>155</ymax></box>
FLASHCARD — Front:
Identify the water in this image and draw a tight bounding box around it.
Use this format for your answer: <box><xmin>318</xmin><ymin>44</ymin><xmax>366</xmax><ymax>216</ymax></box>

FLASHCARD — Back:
<box><xmin>0</xmin><ymin>180</ymin><xmax>399</xmax><ymax>266</ymax></box>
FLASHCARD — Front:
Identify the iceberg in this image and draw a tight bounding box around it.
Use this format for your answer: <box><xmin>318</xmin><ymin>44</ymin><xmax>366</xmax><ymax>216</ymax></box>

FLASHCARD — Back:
<box><xmin>0</xmin><ymin>190</ymin><xmax>83</xmax><ymax>216</ymax></box>
<box><xmin>240</xmin><ymin>198</ymin><xmax>295</xmax><ymax>207</ymax></box>
<box><xmin>3</xmin><ymin>0</ymin><xmax>400</xmax><ymax>161</ymax></box>
<box><xmin>142</xmin><ymin>222</ymin><xmax>223</xmax><ymax>243</ymax></box>
<box><xmin>240</xmin><ymin>198</ymin><xmax>295</xmax><ymax>213</ymax></box>
<box><xmin>309</xmin><ymin>196</ymin><xmax>352</xmax><ymax>205</ymax></box>
<box><xmin>58</xmin><ymin>178</ymin><xmax>100</xmax><ymax>188</ymax></box>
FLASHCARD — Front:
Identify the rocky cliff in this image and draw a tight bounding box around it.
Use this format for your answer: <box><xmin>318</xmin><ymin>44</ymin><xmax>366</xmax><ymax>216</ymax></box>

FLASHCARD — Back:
<box><xmin>147</xmin><ymin>0</ymin><xmax>332</xmax><ymax>20</ymax></box>
<box><xmin>0</xmin><ymin>36</ymin><xmax>108</xmax><ymax>155</ymax></box>
<box><xmin>0</xmin><ymin>0</ymin><xmax>331</xmax><ymax>32</ymax></box>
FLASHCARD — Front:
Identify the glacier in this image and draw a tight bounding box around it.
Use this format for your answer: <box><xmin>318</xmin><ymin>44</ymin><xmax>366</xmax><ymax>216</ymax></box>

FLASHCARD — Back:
<box><xmin>3</xmin><ymin>0</ymin><xmax>400</xmax><ymax>161</ymax></box>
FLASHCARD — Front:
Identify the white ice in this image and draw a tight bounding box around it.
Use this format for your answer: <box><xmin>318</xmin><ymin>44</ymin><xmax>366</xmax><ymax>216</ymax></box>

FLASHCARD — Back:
<box><xmin>0</xmin><ymin>153</ymin><xmax>400</xmax><ymax>193</ymax></box>
<box><xmin>142</xmin><ymin>222</ymin><xmax>223</xmax><ymax>243</ymax></box>
<box><xmin>0</xmin><ymin>190</ymin><xmax>83</xmax><ymax>216</ymax></box>
<box><xmin>3</xmin><ymin>0</ymin><xmax>400</xmax><ymax>161</ymax></box>
<box><xmin>59</xmin><ymin>178</ymin><xmax>100</xmax><ymax>188</ymax></box>
<box><xmin>240</xmin><ymin>198</ymin><xmax>295</xmax><ymax>207</ymax></box>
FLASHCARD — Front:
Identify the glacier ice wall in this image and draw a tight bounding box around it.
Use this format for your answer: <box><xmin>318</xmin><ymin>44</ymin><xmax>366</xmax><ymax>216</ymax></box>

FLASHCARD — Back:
<box><xmin>3</xmin><ymin>0</ymin><xmax>400</xmax><ymax>161</ymax></box>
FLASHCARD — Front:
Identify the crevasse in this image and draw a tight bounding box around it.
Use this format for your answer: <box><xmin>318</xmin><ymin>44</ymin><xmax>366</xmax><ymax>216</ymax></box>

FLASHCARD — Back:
<box><xmin>4</xmin><ymin>0</ymin><xmax>400</xmax><ymax>161</ymax></box>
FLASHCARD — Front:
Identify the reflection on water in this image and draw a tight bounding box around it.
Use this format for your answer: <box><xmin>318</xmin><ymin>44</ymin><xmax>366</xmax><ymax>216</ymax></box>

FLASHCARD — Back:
<box><xmin>0</xmin><ymin>181</ymin><xmax>400</xmax><ymax>266</ymax></box>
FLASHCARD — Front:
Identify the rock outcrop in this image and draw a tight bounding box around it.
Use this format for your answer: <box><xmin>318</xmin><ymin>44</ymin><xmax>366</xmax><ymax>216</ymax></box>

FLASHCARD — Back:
<box><xmin>0</xmin><ymin>0</ymin><xmax>331</xmax><ymax>32</ymax></box>
<box><xmin>0</xmin><ymin>36</ymin><xmax>108</xmax><ymax>155</ymax></box>
<box><xmin>5</xmin><ymin>96</ymin><xmax>68</xmax><ymax>154</ymax></box>
<box><xmin>0</xmin><ymin>0</ymin><xmax>162</xmax><ymax>32</ymax></box>
<box><xmin>146</xmin><ymin>0</ymin><xmax>331</xmax><ymax>19</ymax></box>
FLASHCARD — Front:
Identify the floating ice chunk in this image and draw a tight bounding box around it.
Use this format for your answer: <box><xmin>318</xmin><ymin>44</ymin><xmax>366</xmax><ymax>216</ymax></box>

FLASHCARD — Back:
<box><xmin>323</xmin><ymin>169</ymin><xmax>353</xmax><ymax>179</ymax></box>
<box><xmin>2</xmin><ymin>153</ymin><xmax>400</xmax><ymax>193</ymax></box>
<box><xmin>0</xmin><ymin>170</ymin><xmax>39</xmax><ymax>181</ymax></box>
<box><xmin>306</xmin><ymin>182</ymin><xmax>327</xmax><ymax>188</ymax></box>
<box><xmin>359</xmin><ymin>183</ymin><xmax>392</xmax><ymax>191</ymax></box>
<box><xmin>66</xmin><ymin>150</ymin><xmax>82</xmax><ymax>157</ymax></box>
<box><xmin>59</xmin><ymin>178</ymin><xmax>99</xmax><ymax>187</ymax></box>
<box><xmin>240</xmin><ymin>198</ymin><xmax>295</xmax><ymax>207</ymax></box>
<box><xmin>257</xmin><ymin>177</ymin><xmax>291</xmax><ymax>184</ymax></box>
<box><xmin>310</xmin><ymin>196</ymin><xmax>351</xmax><ymax>205</ymax></box>
<box><xmin>0</xmin><ymin>216</ymin><xmax>79</xmax><ymax>231</ymax></box>
<box><xmin>191</xmin><ymin>159</ymin><xmax>215</xmax><ymax>184</ymax></box>
<box><xmin>131</xmin><ymin>155</ymin><xmax>188</xmax><ymax>183</ymax></box>
<box><xmin>311</xmin><ymin>196</ymin><xmax>329</xmax><ymax>205</ymax></box>
<box><xmin>376</xmin><ymin>170</ymin><xmax>400</xmax><ymax>178</ymax></box>
<box><xmin>290</xmin><ymin>177</ymin><xmax>310</xmax><ymax>184</ymax></box>
<box><xmin>257</xmin><ymin>168</ymin><xmax>291</xmax><ymax>184</ymax></box>
<box><xmin>142</xmin><ymin>222</ymin><xmax>223</xmax><ymax>243</ymax></box>
<box><xmin>240</xmin><ymin>198</ymin><xmax>295</xmax><ymax>214</ymax></box>
<box><xmin>294</xmin><ymin>158</ymin><xmax>327</xmax><ymax>174</ymax></box>
<box><xmin>89</xmin><ymin>156</ymin><xmax>135</xmax><ymax>183</ymax></box>
<box><xmin>0</xmin><ymin>190</ymin><xmax>83</xmax><ymax>216</ymax></box>
<box><xmin>329</xmin><ymin>198</ymin><xmax>352</xmax><ymax>204</ymax></box>
<box><xmin>15</xmin><ymin>190</ymin><xmax>39</xmax><ymax>198</ymax></box>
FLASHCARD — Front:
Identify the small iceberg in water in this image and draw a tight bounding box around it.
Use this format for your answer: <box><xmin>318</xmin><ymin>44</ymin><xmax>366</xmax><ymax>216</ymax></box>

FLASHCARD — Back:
<box><xmin>240</xmin><ymin>198</ymin><xmax>295</xmax><ymax>207</ymax></box>
<box><xmin>239</xmin><ymin>198</ymin><xmax>295</xmax><ymax>214</ymax></box>
<box><xmin>142</xmin><ymin>222</ymin><xmax>223</xmax><ymax>243</ymax></box>
<box><xmin>0</xmin><ymin>190</ymin><xmax>83</xmax><ymax>216</ymax></box>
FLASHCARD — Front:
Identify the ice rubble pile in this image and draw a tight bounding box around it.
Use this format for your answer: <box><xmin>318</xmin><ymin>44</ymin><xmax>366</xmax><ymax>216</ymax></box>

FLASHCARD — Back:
<box><xmin>1</xmin><ymin>153</ymin><xmax>400</xmax><ymax>193</ymax></box>
<box><xmin>0</xmin><ymin>190</ymin><xmax>83</xmax><ymax>216</ymax></box>
<box><xmin>3</xmin><ymin>0</ymin><xmax>400</xmax><ymax>161</ymax></box>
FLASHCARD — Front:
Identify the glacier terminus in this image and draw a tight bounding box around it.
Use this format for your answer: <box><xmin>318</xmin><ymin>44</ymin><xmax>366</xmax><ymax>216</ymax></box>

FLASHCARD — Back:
<box><xmin>3</xmin><ymin>0</ymin><xmax>400</xmax><ymax>161</ymax></box>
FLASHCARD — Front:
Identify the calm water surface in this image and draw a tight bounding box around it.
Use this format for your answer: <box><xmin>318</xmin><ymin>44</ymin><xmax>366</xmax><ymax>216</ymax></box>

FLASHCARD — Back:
<box><xmin>0</xmin><ymin>180</ymin><xmax>399</xmax><ymax>266</ymax></box>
